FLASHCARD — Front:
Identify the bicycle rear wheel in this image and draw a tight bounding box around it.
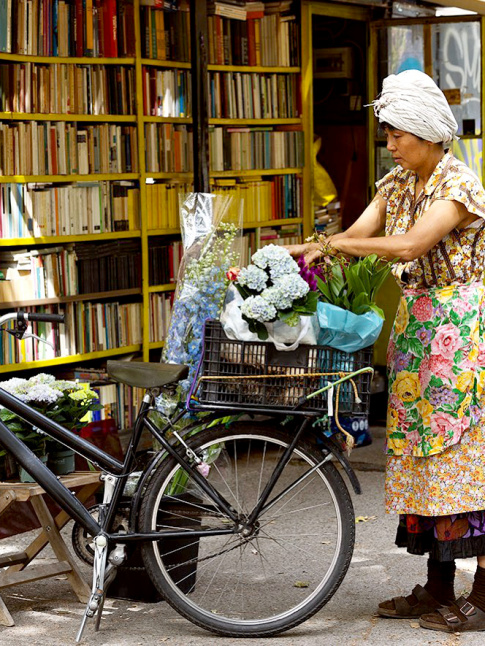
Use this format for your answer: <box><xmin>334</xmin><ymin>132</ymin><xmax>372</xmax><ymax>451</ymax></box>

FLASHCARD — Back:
<box><xmin>139</xmin><ymin>422</ymin><xmax>355</xmax><ymax>637</ymax></box>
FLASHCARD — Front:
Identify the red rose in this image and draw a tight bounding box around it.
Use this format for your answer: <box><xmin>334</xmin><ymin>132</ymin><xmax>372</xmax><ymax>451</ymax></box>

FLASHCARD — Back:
<box><xmin>226</xmin><ymin>267</ymin><xmax>240</xmax><ymax>281</ymax></box>
<box><xmin>412</xmin><ymin>296</ymin><xmax>433</xmax><ymax>322</ymax></box>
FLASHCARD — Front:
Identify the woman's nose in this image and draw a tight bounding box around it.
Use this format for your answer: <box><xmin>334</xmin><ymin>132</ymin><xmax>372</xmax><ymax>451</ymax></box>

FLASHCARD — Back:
<box><xmin>387</xmin><ymin>139</ymin><xmax>396</xmax><ymax>151</ymax></box>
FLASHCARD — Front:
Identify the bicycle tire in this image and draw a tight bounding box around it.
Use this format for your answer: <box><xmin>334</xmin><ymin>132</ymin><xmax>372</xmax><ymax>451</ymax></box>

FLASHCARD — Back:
<box><xmin>139</xmin><ymin>421</ymin><xmax>355</xmax><ymax>637</ymax></box>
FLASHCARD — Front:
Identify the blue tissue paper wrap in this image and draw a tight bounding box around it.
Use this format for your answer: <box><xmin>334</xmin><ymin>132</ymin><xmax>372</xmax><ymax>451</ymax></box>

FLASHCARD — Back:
<box><xmin>317</xmin><ymin>302</ymin><xmax>383</xmax><ymax>352</ymax></box>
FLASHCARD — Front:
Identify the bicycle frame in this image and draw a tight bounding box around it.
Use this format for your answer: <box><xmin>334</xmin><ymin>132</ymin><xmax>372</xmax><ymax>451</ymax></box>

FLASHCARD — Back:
<box><xmin>0</xmin><ymin>385</ymin><xmax>311</xmax><ymax>543</ymax></box>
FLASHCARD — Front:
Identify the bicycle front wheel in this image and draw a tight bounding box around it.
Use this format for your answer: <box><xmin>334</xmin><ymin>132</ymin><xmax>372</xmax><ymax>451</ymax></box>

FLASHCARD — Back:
<box><xmin>139</xmin><ymin>422</ymin><xmax>355</xmax><ymax>637</ymax></box>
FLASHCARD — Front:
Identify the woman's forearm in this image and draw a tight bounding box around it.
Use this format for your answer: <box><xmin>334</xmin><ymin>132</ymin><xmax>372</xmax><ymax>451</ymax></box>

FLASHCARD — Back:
<box><xmin>332</xmin><ymin>234</ymin><xmax>414</xmax><ymax>261</ymax></box>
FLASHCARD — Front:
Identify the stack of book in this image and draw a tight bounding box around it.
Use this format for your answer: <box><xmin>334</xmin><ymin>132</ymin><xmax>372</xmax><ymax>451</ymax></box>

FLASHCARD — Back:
<box><xmin>314</xmin><ymin>200</ymin><xmax>342</xmax><ymax>236</ymax></box>
<box><xmin>0</xmin><ymin>0</ymin><xmax>136</xmax><ymax>57</ymax></box>
<box><xmin>140</xmin><ymin>0</ymin><xmax>190</xmax><ymax>61</ymax></box>
<box><xmin>207</xmin><ymin>1</ymin><xmax>299</xmax><ymax>67</ymax></box>
<box><xmin>0</xmin><ymin>122</ymin><xmax>138</xmax><ymax>176</ymax></box>
<box><xmin>209</xmin><ymin>126</ymin><xmax>303</xmax><ymax>172</ymax></box>
<box><xmin>146</xmin><ymin>181</ymin><xmax>191</xmax><ymax>229</ymax></box>
<box><xmin>149</xmin><ymin>292</ymin><xmax>173</xmax><ymax>342</ymax></box>
<box><xmin>145</xmin><ymin>123</ymin><xmax>193</xmax><ymax>173</ymax></box>
<box><xmin>0</xmin><ymin>63</ymin><xmax>136</xmax><ymax>115</ymax></box>
<box><xmin>0</xmin><ymin>181</ymin><xmax>139</xmax><ymax>238</ymax></box>
<box><xmin>75</xmin><ymin>239</ymin><xmax>142</xmax><ymax>293</ymax></box>
<box><xmin>142</xmin><ymin>67</ymin><xmax>191</xmax><ymax>118</ymax></box>
<box><xmin>208</xmin><ymin>71</ymin><xmax>300</xmax><ymax>120</ymax></box>
<box><xmin>148</xmin><ymin>239</ymin><xmax>183</xmax><ymax>284</ymax></box>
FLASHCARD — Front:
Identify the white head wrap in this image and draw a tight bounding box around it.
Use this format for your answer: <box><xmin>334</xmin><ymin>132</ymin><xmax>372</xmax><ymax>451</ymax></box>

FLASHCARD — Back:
<box><xmin>370</xmin><ymin>70</ymin><xmax>458</xmax><ymax>147</ymax></box>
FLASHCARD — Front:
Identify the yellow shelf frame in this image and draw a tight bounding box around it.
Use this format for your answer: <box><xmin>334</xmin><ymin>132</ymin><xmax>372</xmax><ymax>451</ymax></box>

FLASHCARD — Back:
<box><xmin>0</xmin><ymin>345</ymin><xmax>142</xmax><ymax>374</ymax></box>
<box><xmin>0</xmin><ymin>174</ymin><xmax>140</xmax><ymax>183</ymax></box>
<box><xmin>0</xmin><ymin>0</ymin><xmax>307</xmax><ymax>370</ymax></box>
<box><xmin>0</xmin><ymin>231</ymin><xmax>141</xmax><ymax>247</ymax></box>
<box><xmin>209</xmin><ymin>118</ymin><xmax>302</xmax><ymax>125</ymax></box>
<box><xmin>148</xmin><ymin>341</ymin><xmax>166</xmax><ymax>350</ymax></box>
<box><xmin>0</xmin><ymin>113</ymin><xmax>137</xmax><ymax>122</ymax></box>
<box><xmin>0</xmin><ymin>53</ymin><xmax>136</xmax><ymax>65</ymax></box>
<box><xmin>148</xmin><ymin>284</ymin><xmax>176</xmax><ymax>294</ymax></box>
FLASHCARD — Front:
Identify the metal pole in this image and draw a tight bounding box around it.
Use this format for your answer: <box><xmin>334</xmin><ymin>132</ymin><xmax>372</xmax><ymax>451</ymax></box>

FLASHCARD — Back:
<box><xmin>190</xmin><ymin>0</ymin><xmax>210</xmax><ymax>193</ymax></box>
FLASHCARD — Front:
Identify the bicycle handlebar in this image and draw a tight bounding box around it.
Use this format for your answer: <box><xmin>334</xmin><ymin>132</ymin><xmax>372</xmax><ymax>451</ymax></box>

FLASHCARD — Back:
<box><xmin>22</xmin><ymin>312</ymin><xmax>65</xmax><ymax>323</ymax></box>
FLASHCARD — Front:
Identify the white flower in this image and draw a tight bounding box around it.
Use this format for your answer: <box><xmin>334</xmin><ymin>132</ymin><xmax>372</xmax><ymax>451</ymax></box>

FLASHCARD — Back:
<box><xmin>237</xmin><ymin>265</ymin><xmax>268</xmax><ymax>292</ymax></box>
<box><xmin>241</xmin><ymin>295</ymin><xmax>277</xmax><ymax>322</ymax></box>
<box><xmin>261</xmin><ymin>286</ymin><xmax>293</xmax><ymax>310</ymax></box>
<box><xmin>273</xmin><ymin>274</ymin><xmax>310</xmax><ymax>300</ymax></box>
<box><xmin>29</xmin><ymin>373</ymin><xmax>56</xmax><ymax>385</ymax></box>
<box><xmin>23</xmin><ymin>384</ymin><xmax>63</xmax><ymax>404</ymax></box>
<box><xmin>252</xmin><ymin>244</ymin><xmax>291</xmax><ymax>268</ymax></box>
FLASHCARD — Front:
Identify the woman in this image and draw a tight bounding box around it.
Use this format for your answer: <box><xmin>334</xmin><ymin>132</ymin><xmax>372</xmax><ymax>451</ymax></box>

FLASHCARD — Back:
<box><xmin>291</xmin><ymin>70</ymin><xmax>485</xmax><ymax>633</ymax></box>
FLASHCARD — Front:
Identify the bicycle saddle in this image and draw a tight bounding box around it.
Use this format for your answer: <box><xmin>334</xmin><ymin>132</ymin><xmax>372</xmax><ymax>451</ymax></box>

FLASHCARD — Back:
<box><xmin>107</xmin><ymin>360</ymin><xmax>189</xmax><ymax>389</ymax></box>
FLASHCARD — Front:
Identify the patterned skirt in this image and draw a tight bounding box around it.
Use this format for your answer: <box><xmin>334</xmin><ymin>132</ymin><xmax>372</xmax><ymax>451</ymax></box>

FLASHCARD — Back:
<box><xmin>396</xmin><ymin>512</ymin><xmax>485</xmax><ymax>561</ymax></box>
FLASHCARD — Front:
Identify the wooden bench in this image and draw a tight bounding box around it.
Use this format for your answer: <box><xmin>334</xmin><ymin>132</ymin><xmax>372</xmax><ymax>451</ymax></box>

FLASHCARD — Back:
<box><xmin>0</xmin><ymin>471</ymin><xmax>101</xmax><ymax>626</ymax></box>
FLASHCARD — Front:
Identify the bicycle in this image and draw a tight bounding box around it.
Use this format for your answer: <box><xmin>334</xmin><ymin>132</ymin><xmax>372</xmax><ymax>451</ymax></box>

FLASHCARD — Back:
<box><xmin>0</xmin><ymin>311</ymin><xmax>373</xmax><ymax>641</ymax></box>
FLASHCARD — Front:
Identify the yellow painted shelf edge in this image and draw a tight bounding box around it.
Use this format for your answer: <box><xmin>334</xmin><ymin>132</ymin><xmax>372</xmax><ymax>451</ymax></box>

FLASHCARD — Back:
<box><xmin>211</xmin><ymin>168</ymin><xmax>303</xmax><ymax>177</ymax></box>
<box><xmin>0</xmin><ymin>345</ymin><xmax>142</xmax><ymax>373</ymax></box>
<box><xmin>209</xmin><ymin>118</ymin><xmax>302</xmax><ymax>125</ymax></box>
<box><xmin>0</xmin><ymin>231</ymin><xmax>141</xmax><ymax>246</ymax></box>
<box><xmin>148</xmin><ymin>284</ymin><xmax>177</xmax><ymax>293</ymax></box>
<box><xmin>143</xmin><ymin>116</ymin><xmax>192</xmax><ymax>123</ymax></box>
<box><xmin>141</xmin><ymin>58</ymin><xmax>191</xmax><ymax>69</ymax></box>
<box><xmin>148</xmin><ymin>341</ymin><xmax>165</xmax><ymax>349</ymax></box>
<box><xmin>0</xmin><ymin>53</ymin><xmax>136</xmax><ymax>65</ymax></box>
<box><xmin>208</xmin><ymin>64</ymin><xmax>301</xmax><ymax>73</ymax></box>
<box><xmin>0</xmin><ymin>174</ymin><xmax>140</xmax><ymax>183</ymax></box>
<box><xmin>244</xmin><ymin>217</ymin><xmax>303</xmax><ymax>228</ymax></box>
<box><xmin>0</xmin><ymin>113</ymin><xmax>137</xmax><ymax>122</ymax></box>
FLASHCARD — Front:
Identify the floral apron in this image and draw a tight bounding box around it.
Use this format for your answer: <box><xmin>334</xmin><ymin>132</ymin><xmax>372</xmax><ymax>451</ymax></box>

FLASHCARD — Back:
<box><xmin>386</xmin><ymin>282</ymin><xmax>485</xmax><ymax>458</ymax></box>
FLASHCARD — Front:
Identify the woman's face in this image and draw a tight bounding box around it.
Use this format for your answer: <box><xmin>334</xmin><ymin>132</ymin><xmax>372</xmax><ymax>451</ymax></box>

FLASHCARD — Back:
<box><xmin>385</xmin><ymin>128</ymin><xmax>432</xmax><ymax>172</ymax></box>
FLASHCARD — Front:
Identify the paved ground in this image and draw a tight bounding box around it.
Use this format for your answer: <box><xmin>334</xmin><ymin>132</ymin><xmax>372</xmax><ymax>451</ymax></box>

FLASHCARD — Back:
<box><xmin>0</xmin><ymin>426</ymin><xmax>483</xmax><ymax>646</ymax></box>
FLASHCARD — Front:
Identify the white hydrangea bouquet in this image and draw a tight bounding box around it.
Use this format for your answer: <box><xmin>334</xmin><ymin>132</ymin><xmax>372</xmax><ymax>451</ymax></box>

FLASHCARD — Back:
<box><xmin>223</xmin><ymin>244</ymin><xmax>318</xmax><ymax>347</ymax></box>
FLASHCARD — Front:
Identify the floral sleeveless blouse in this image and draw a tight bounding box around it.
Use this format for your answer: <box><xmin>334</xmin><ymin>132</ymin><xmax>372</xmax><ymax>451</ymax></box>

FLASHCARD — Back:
<box><xmin>376</xmin><ymin>152</ymin><xmax>485</xmax><ymax>458</ymax></box>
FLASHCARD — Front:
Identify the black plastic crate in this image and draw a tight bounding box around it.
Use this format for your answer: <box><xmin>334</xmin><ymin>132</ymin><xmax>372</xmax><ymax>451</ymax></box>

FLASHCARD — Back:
<box><xmin>194</xmin><ymin>320</ymin><xmax>373</xmax><ymax>416</ymax></box>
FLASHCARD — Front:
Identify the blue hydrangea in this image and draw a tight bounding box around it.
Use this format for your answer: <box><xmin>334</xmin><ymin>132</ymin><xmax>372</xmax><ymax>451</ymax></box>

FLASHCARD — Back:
<box><xmin>237</xmin><ymin>265</ymin><xmax>268</xmax><ymax>292</ymax></box>
<box><xmin>241</xmin><ymin>295</ymin><xmax>277</xmax><ymax>322</ymax></box>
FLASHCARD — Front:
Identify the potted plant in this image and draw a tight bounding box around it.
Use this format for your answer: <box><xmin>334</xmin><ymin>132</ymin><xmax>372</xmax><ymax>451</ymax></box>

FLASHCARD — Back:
<box><xmin>305</xmin><ymin>243</ymin><xmax>394</xmax><ymax>352</ymax></box>
<box><xmin>223</xmin><ymin>244</ymin><xmax>319</xmax><ymax>349</ymax></box>
<box><xmin>0</xmin><ymin>374</ymin><xmax>102</xmax><ymax>480</ymax></box>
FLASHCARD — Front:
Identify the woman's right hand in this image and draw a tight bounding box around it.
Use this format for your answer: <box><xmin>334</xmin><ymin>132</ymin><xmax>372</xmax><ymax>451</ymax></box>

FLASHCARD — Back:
<box><xmin>286</xmin><ymin>242</ymin><xmax>322</xmax><ymax>264</ymax></box>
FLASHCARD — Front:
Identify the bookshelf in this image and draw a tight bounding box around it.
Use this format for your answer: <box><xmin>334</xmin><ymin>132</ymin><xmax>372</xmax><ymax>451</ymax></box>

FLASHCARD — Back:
<box><xmin>0</xmin><ymin>0</ymin><xmax>305</xmax><ymax>375</ymax></box>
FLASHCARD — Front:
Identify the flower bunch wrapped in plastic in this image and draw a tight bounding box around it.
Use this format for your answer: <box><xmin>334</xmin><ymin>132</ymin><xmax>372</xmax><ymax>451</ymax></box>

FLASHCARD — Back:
<box><xmin>229</xmin><ymin>244</ymin><xmax>318</xmax><ymax>340</ymax></box>
<box><xmin>162</xmin><ymin>193</ymin><xmax>242</xmax><ymax>395</ymax></box>
<box><xmin>0</xmin><ymin>373</ymin><xmax>102</xmax><ymax>455</ymax></box>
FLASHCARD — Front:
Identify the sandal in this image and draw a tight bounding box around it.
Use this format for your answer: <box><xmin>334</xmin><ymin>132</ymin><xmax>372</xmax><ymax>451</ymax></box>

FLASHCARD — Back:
<box><xmin>420</xmin><ymin>597</ymin><xmax>485</xmax><ymax>633</ymax></box>
<box><xmin>378</xmin><ymin>584</ymin><xmax>445</xmax><ymax>618</ymax></box>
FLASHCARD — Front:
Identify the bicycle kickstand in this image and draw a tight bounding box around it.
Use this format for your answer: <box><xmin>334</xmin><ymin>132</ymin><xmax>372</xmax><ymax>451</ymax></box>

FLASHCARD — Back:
<box><xmin>76</xmin><ymin>534</ymin><xmax>109</xmax><ymax>643</ymax></box>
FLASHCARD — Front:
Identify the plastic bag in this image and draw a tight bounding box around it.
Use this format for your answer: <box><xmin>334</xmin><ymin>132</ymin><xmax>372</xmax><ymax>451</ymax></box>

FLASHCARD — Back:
<box><xmin>162</xmin><ymin>193</ymin><xmax>243</xmax><ymax>393</ymax></box>
<box><xmin>221</xmin><ymin>285</ymin><xmax>318</xmax><ymax>351</ymax></box>
<box><xmin>317</xmin><ymin>302</ymin><xmax>383</xmax><ymax>352</ymax></box>
<box><xmin>313</xmin><ymin>137</ymin><xmax>337</xmax><ymax>208</ymax></box>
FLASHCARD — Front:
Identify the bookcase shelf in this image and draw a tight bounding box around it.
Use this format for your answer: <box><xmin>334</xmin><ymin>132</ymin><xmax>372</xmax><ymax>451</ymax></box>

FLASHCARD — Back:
<box><xmin>141</xmin><ymin>59</ymin><xmax>191</xmax><ymax>69</ymax></box>
<box><xmin>0</xmin><ymin>174</ymin><xmax>140</xmax><ymax>184</ymax></box>
<box><xmin>0</xmin><ymin>114</ymin><xmax>137</xmax><ymax>123</ymax></box>
<box><xmin>143</xmin><ymin>116</ymin><xmax>192</xmax><ymax>124</ymax></box>
<box><xmin>0</xmin><ymin>232</ymin><xmax>141</xmax><ymax>248</ymax></box>
<box><xmin>209</xmin><ymin>118</ymin><xmax>302</xmax><ymax>126</ymax></box>
<box><xmin>211</xmin><ymin>168</ymin><xmax>303</xmax><ymax>177</ymax></box>
<box><xmin>0</xmin><ymin>54</ymin><xmax>136</xmax><ymax>66</ymax></box>
<box><xmin>208</xmin><ymin>65</ymin><xmax>301</xmax><ymax>74</ymax></box>
<box><xmin>0</xmin><ymin>288</ymin><xmax>143</xmax><ymax>310</ymax></box>
<box><xmin>148</xmin><ymin>284</ymin><xmax>176</xmax><ymax>294</ymax></box>
<box><xmin>0</xmin><ymin>345</ymin><xmax>143</xmax><ymax>375</ymax></box>
<box><xmin>0</xmin><ymin>0</ymin><xmax>305</xmax><ymax>373</ymax></box>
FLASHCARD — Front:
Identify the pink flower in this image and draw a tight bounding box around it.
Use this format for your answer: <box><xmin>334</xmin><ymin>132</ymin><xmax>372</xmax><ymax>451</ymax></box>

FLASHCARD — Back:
<box><xmin>405</xmin><ymin>430</ymin><xmax>421</xmax><ymax>447</ymax></box>
<box><xmin>389</xmin><ymin>394</ymin><xmax>407</xmax><ymax>425</ymax></box>
<box><xmin>430</xmin><ymin>411</ymin><xmax>456</xmax><ymax>437</ymax></box>
<box><xmin>431</xmin><ymin>323</ymin><xmax>462</xmax><ymax>359</ymax></box>
<box><xmin>428</xmin><ymin>354</ymin><xmax>454</xmax><ymax>381</ymax></box>
<box><xmin>226</xmin><ymin>267</ymin><xmax>240</xmax><ymax>281</ymax></box>
<box><xmin>418</xmin><ymin>356</ymin><xmax>432</xmax><ymax>389</ymax></box>
<box><xmin>478</xmin><ymin>343</ymin><xmax>485</xmax><ymax>364</ymax></box>
<box><xmin>412</xmin><ymin>296</ymin><xmax>433</xmax><ymax>322</ymax></box>
<box><xmin>453</xmin><ymin>299</ymin><xmax>473</xmax><ymax>318</ymax></box>
<box><xmin>387</xmin><ymin>339</ymin><xmax>396</xmax><ymax>366</ymax></box>
<box><xmin>431</xmin><ymin>412</ymin><xmax>468</xmax><ymax>444</ymax></box>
